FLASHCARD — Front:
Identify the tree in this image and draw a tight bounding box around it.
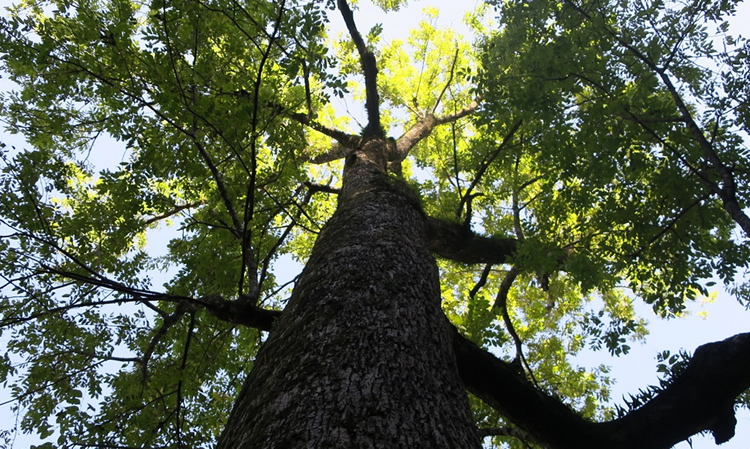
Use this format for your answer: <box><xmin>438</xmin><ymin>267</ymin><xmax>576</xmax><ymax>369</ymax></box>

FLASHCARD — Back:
<box><xmin>0</xmin><ymin>0</ymin><xmax>749</xmax><ymax>447</ymax></box>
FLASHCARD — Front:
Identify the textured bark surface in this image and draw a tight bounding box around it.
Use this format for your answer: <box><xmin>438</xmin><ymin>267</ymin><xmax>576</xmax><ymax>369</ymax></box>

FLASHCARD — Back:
<box><xmin>217</xmin><ymin>138</ymin><xmax>480</xmax><ymax>448</ymax></box>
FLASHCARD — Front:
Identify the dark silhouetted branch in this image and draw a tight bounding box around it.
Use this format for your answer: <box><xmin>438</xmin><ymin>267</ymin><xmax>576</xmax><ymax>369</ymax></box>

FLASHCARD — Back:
<box><xmin>337</xmin><ymin>0</ymin><xmax>382</xmax><ymax>137</ymax></box>
<box><xmin>426</xmin><ymin>217</ymin><xmax>518</xmax><ymax>264</ymax></box>
<box><xmin>453</xmin><ymin>327</ymin><xmax>750</xmax><ymax>449</ymax></box>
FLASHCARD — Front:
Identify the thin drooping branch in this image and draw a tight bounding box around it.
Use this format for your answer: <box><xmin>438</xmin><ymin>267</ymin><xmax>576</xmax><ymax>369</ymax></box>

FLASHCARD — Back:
<box><xmin>468</xmin><ymin>264</ymin><xmax>493</xmax><ymax>302</ymax></box>
<box><xmin>492</xmin><ymin>267</ymin><xmax>538</xmax><ymax>387</ymax></box>
<box><xmin>337</xmin><ymin>0</ymin><xmax>383</xmax><ymax>137</ymax></box>
<box><xmin>453</xmin><ymin>326</ymin><xmax>750</xmax><ymax>449</ymax></box>
<box><xmin>174</xmin><ymin>311</ymin><xmax>196</xmax><ymax>447</ymax></box>
<box><xmin>457</xmin><ymin>119</ymin><xmax>523</xmax><ymax>222</ymax></box>
<box><xmin>564</xmin><ymin>0</ymin><xmax>750</xmax><ymax>237</ymax></box>
<box><xmin>239</xmin><ymin>0</ymin><xmax>288</xmax><ymax>300</ymax></box>
<box><xmin>656</xmin><ymin>71</ymin><xmax>750</xmax><ymax>236</ymax></box>
<box><xmin>192</xmin><ymin>139</ymin><xmax>244</xmax><ymax>238</ymax></box>
<box><xmin>142</xmin><ymin>201</ymin><xmax>205</xmax><ymax>226</ymax></box>
<box><xmin>141</xmin><ymin>301</ymin><xmax>199</xmax><ymax>381</ymax></box>
<box><xmin>432</xmin><ymin>47</ymin><xmax>460</xmax><ymax>115</ymax></box>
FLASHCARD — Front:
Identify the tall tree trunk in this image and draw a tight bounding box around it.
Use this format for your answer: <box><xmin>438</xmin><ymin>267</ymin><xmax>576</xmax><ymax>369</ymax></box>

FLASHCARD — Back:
<box><xmin>217</xmin><ymin>138</ymin><xmax>481</xmax><ymax>448</ymax></box>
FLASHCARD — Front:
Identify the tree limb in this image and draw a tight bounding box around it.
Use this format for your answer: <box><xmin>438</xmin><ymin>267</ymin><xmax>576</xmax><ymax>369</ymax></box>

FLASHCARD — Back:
<box><xmin>393</xmin><ymin>113</ymin><xmax>438</xmax><ymax>159</ymax></box>
<box><xmin>392</xmin><ymin>98</ymin><xmax>481</xmax><ymax>161</ymax></box>
<box><xmin>299</xmin><ymin>140</ymin><xmax>358</xmax><ymax>164</ymax></box>
<box><xmin>492</xmin><ymin>267</ymin><xmax>539</xmax><ymax>387</ymax></box>
<box><xmin>287</xmin><ymin>113</ymin><xmax>357</xmax><ymax>144</ymax></box>
<box><xmin>426</xmin><ymin>216</ymin><xmax>517</xmax><ymax>264</ymax></box>
<box><xmin>453</xmin><ymin>327</ymin><xmax>750</xmax><ymax>449</ymax></box>
<box><xmin>435</xmin><ymin>98</ymin><xmax>482</xmax><ymax>125</ymax></box>
<box><xmin>337</xmin><ymin>0</ymin><xmax>382</xmax><ymax>137</ymax></box>
<box><xmin>197</xmin><ymin>294</ymin><xmax>280</xmax><ymax>331</ymax></box>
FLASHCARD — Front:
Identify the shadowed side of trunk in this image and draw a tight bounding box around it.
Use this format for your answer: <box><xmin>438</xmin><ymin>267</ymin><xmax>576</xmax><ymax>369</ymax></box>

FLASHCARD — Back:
<box><xmin>217</xmin><ymin>138</ymin><xmax>481</xmax><ymax>448</ymax></box>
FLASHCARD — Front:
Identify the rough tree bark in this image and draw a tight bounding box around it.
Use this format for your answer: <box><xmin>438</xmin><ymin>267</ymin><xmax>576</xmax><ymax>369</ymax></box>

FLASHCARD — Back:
<box><xmin>217</xmin><ymin>137</ymin><xmax>481</xmax><ymax>448</ymax></box>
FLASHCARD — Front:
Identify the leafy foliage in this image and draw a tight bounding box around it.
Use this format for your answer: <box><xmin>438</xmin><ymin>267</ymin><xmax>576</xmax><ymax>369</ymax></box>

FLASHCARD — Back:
<box><xmin>613</xmin><ymin>349</ymin><xmax>692</xmax><ymax>418</ymax></box>
<box><xmin>478</xmin><ymin>0</ymin><xmax>750</xmax><ymax>315</ymax></box>
<box><xmin>0</xmin><ymin>0</ymin><xmax>748</xmax><ymax>447</ymax></box>
<box><xmin>1</xmin><ymin>0</ymin><xmax>337</xmax><ymax>445</ymax></box>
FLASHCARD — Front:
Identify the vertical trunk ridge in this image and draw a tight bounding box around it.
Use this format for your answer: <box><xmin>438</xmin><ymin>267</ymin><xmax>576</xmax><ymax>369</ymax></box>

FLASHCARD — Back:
<box><xmin>218</xmin><ymin>138</ymin><xmax>480</xmax><ymax>448</ymax></box>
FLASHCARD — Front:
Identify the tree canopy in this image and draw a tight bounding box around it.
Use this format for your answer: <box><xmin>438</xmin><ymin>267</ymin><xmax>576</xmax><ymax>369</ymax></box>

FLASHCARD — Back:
<box><xmin>0</xmin><ymin>0</ymin><xmax>749</xmax><ymax>447</ymax></box>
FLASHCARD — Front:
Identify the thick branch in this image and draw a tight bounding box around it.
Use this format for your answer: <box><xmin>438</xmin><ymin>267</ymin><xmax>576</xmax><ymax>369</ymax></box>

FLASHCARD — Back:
<box><xmin>452</xmin><ymin>324</ymin><xmax>597</xmax><ymax>448</ymax></box>
<box><xmin>197</xmin><ymin>294</ymin><xmax>280</xmax><ymax>331</ymax></box>
<box><xmin>290</xmin><ymin>112</ymin><xmax>362</xmax><ymax>150</ymax></box>
<box><xmin>303</xmin><ymin>181</ymin><xmax>341</xmax><ymax>195</ymax></box>
<box><xmin>597</xmin><ymin>332</ymin><xmax>750</xmax><ymax>446</ymax></box>
<box><xmin>426</xmin><ymin>217</ymin><xmax>517</xmax><ymax>264</ymax></box>
<box><xmin>393</xmin><ymin>99</ymin><xmax>481</xmax><ymax>161</ymax></box>
<box><xmin>301</xmin><ymin>142</ymin><xmax>355</xmax><ymax>164</ymax></box>
<box><xmin>142</xmin><ymin>201</ymin><xmax>205</xmax><ymax>226</ymax></box>
<box><xmin>435</xmin><ymin>98</ymin><xmax>482</xmax><ymax>125</ymax></box>
<box><xmin>393</xmin><ymin>114</ymin><xmax>438</xmax><ymax>159</ymax></box>
<box><xmin>337</xmin><ymin>0</ymin><xmax>382</xmax><ymax>137</ymax></box>
<box><xmin>453</xmin><ymin>328</ymin><xmax>750</xmax><ymax>449</ymax></box>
